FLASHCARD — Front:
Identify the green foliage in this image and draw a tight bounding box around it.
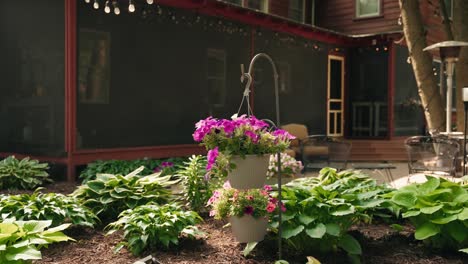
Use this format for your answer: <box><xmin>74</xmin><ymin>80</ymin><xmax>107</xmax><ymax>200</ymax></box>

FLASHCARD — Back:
<box><xmin>0</xmin><ymin>156</ymin><xmax>51</xmax><ymax>190</ymax></box>
<box><xmin>177</xmin><ymin>155</ymin><xmax>223</xmax><ymax>212</ymax></box>
<box><xmin>0</xmin><ymin>190</ymin><xmax>98</xmax><ymax>228</ymax></box>
<box><xmin>271</xmin><ymin>168</ymin><xmax>392</xmax><ymax>259</ymax></box>
<box><xmin>73</xmin><ymin>167</ymin><xmax>178</xmax><ymax>223</ymax></box>
<box><xmin>386</xmin><ymin>176</ymin><xmax>468</xmax><ymax>253</ymax></box>
<box><xmin>106</xmin><ymin>203</ymin><xmax>202</xmax><ymax>255</ymax></box>
<box><xmin>79</xmin><ymin>157</ymin><xmax>186</xmax><ymax>183</ymax></box>
<box><xmin>0</xmin><ymin>218</ymin><xmax>74</xmax><ymax>263</ymax></box>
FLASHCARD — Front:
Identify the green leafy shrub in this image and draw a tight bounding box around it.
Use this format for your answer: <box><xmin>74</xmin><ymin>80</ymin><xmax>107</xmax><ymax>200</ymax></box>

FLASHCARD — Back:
<box><xmin>177</xmin><ymin>155</ymin><xmax>223</xmax><ymax>212</ymax></box>
<box><xmin>0</xmin><ymin>156</ymin><xmax>50</xmax><ymax>190</ymax></box>
<box><xmin>0</xmin><ymin>190</ymin><xmax>98</xmax><ymax>228</ymax></box>
<box><xmin>106</xmin><ymin>203</ymin><xmax>202</xmax><ymax>255</ymax></box>
<box><xmin>73</xmin><ymin>167</ymin><xmax>178</xmax><ymax>223</ymax></box>
<box><xmin>0</xmin><ymin>218</ymin><xmax>74</xmax><ymax>263</ymax></box>
<box><xmin>271</xmin><ymin>168</ymin><xmax>392</xmax><ymax>260</ymax></box>
<box><xmin>386</xmin><ymin>176</ymin><xmax>468</xmax><ymax>253</ymax></box>
<box><xmin>79</xmin><ymin>158</ymin><xmax>186</xmax><ymax>183</ymax></box>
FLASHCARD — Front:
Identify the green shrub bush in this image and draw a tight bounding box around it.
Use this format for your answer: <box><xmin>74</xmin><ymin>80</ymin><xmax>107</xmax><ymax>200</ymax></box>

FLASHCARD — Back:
<box><xmin>106</xmin><ymin>203</ymin><xmax>202</xmax><ymax>255</ymax></box>
<box><xmin>0</xmin><ymin>156</ymin><xmax>51</xmax><ymax>190</ymax></box>
<box><xmin>177</xmin><ymin>155</ymin><xmax>223</xmax><ymax>213</ymax></box>
<box><xmin>0</xmin><ymin>190</ymin><xmax>98</xmax><ymax>228</ymax></box>
<box><xmin>271</xmin><ymin>168</ymin><xmax>393</xmax><ymax>260</ymax></box>
<box><xmin>386</xmin><ymin>176</ymin><xmax>468</xmax><ymax>253</ymax></box>
<box><xmin>79</xmin><ymin>158</ymin><xmax>186</xmax><ymax>183</ymax></box>
<box><xmin>0</xmin><ymin>218</ymin><xmax>73</xmax><ymax>263</ymax></box>
<box><xmin>73</xmin><ymin>167</ymin><xmax>178</xmax><ymax>223</ymax></box>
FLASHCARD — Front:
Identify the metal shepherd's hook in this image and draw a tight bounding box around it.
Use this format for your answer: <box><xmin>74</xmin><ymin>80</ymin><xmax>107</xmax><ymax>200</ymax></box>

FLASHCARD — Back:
<box><xmin>239</xmin><ymin>53</ymin><xmax>282</xmax><ymax>260</ymax></box>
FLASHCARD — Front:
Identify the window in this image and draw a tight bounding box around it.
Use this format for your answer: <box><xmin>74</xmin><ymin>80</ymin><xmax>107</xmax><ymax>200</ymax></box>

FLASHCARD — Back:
<box><xmin>356</xmin><ymin>0</ymin><xmax>380</xmax><ymax>18</ymax></box>
<box><xmin>245</xmin><ymin>0</ymin><xmax>268</xmax><ymax>12</ymax></box>
<box><xmin>223</xmin><ymin>0</ymin><xmax>242</xmax><ymax>5</ymax></box>
<box><xmin>289</xmin><ymin>0</ymin><xmax>304</xmax><ymax>23</ymax></box>
<box><xmin>206</xmin><ymin>49</ymin><xmax>227</xmax><ymax>107</ymax></box>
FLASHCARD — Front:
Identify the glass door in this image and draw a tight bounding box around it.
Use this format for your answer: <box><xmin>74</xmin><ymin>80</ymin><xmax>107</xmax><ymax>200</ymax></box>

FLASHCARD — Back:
<box><xmin>327</xmin><ymin>55</ymin><xmax>345</xmax><ymax>136</ymax></box>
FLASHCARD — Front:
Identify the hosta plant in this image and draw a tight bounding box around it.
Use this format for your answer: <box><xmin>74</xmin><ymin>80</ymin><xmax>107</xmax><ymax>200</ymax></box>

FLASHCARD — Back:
<box><xmin>0</xmin><ymin>190</ymin><xmax>98</xmax><ymax>228</ymax></box>
<box><xmin>79</xmin><ymin>158</ymin><xmax>186</xmax><ymax>183</ymax></box>
<box><xmin>0</xmin><ymin>156</ymin><xmax>51</xmax><ymax>190</ymax></box>
<box><xmin>73</xmin><ymin>167</ymin><xmax>178</xmax><ymax>223</ymax></box>
<box><xmin>106</xmin><ymin>203</ymin><xmax>203</xmax><ymax>255</ymax></box>
<box><xmin>270</xmin><ymin>168</ymin><xmax>393</xmax><ymax>261</ymax></box>
<box><xmin>177</xmin><ymin>155</ymin><xmax>223</xmax><ymax>213</ymax></box>
<box><xmin>387</xmin><ymin>176</ymin><xmax>468</xmax><ymax>253</ymax></box>
<box><xmin>0</xmin><ymin>218</ymin><xmax>74</xmax><ymax>264</ymax></box>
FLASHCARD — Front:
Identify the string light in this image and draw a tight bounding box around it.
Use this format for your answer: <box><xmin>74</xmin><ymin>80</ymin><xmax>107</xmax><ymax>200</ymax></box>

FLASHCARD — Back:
<box><xmin>104</xmin><ymin>0</ymin><xmax>111</xmax><ymax>13</ymax></box>
<box><xmin>113</xmin><ymin>0</ymin><xmax>120</xmax><ymax>15</ymax></box>
<box><xmin>85</xmin><ymin>0</ymin><xmax>91</xmax><ymax>3</ymax></box>
<box><xmin>129</xmin><ymin>0</ymin><xmax>135</xmax><ymax>13</ymax></box>
<box><xmin>93</xmin><ymin>0</ymin><xmax>99</xmax><ymax>9</ymax></box>
<box><xmin>147</xmin><ymin>0</ymin><xmax>154</xmax><ymax>4</ymax></box>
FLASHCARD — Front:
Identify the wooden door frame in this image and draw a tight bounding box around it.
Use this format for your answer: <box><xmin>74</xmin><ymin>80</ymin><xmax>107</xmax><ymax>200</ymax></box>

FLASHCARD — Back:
<box><xmin>327</xmin><ymin>54</ymin><xmax>345</xmax><ymax>136</ymax></box>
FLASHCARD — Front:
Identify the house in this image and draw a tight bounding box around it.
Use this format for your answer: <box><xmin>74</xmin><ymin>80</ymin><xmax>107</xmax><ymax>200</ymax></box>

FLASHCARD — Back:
<box><xmin>0</xmin><ymin>0</ymin><xmax>450</xmax><ymax>180</ymax></box>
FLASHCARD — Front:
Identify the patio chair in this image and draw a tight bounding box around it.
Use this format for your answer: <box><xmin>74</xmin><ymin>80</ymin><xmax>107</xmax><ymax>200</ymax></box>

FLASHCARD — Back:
<box><xmin>404</xmin><ymin>136</ymin><xmax>459</xmax><ymax>176</ymax></box>
<box><xmin>301</xmin><ymin>135</ymin><xmax>352</xmax><ymax>171</ymax></box>
<box><xmin>280</xmin><ymin>123</ymin><xmax>310</xmax><ymax>158</ymax></box>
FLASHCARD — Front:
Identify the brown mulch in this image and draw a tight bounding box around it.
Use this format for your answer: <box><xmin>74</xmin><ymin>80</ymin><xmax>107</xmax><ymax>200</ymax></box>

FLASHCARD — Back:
<box><xmin>2</xmin><ymin>181</ymin><xmax>466</xmax><ymax>264</ymax></box>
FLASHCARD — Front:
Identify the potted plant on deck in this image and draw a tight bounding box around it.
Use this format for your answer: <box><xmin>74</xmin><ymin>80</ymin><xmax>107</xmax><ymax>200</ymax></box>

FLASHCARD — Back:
<box><xmin>207</xmin><ymin>183</ymin><xmax>284</xmax><ymax>242</ymax></box>
<box><xmin>193</xmin><ymin>114</ymin><xmax>294</xmax><ymax>189</ymax></box>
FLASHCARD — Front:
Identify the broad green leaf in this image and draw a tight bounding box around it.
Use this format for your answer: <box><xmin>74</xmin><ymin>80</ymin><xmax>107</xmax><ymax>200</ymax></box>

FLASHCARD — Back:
<box><xmin>338</xmin><ymin>234</ymin><xmax>362</xmax><ymax>255</ymax></box>
<box><xmin>420</xmin><ymin>205</ymin><xmax>443</xmax><ymax>214</ymax></box>
<box><xmin>454</xmin><ymin>193</ymin><xmax>468</xmax><ymax>203</ymax></box>
<box><xmin>326</xmin><ymin>223</ymin><xmax>340</xmax><ymax>236</ymax></box>
<box><xmin>5</xmin><ymin>245</ymin><xmax>42</xmax><ymax>261</ymax></box>
<box><xmin>306</xmin><ymin>256</ymin><xmax>322</xmax><ymax>264</ymax></box>
<box><xmin>282</xmin><ymin>225</ymin><xmax>304</xmax><ymax>239</ymax></box>
<box><xmin>331</xmin><ymin>205</ymin><xmax>355</xmax><ymax>216</ymax></box>
<box><xmin>415</xmin><ymin>222</ymin><xmax>440</xmax><ymax>240</ymax></box>
<box><xmin>17</xmin><ymin>220</ymin><xmax>52</xmax><ymax>233</ymax></box>
<box><xmin>298</xmin><ymin>214</ymin><xmax>315</xmax><ymax>225</ymax></box>
<box><xmin>391</xmin><ymin>192</ymin><xmax>417</xmax><ymax>208</ymax></box>
<box><xmin>459</xmin><ymin>248</ymin><xmax>468</xmax><ymax>254</ymax></box>
<box><xmin>306</xmin><ymin>223</ymin><xmax>326</xmax><ymax>239</ymax></box>
<box><xmin>458</xmin><ymin>208</ymin><xmax>468</xmax><ymax>221</ymax></box>
<box><xmin>430</xmin><ymin>214</ymin><xmax>457</xmax><ymax>224</ymax></box>
<box><xmin>402</xmin><ymin>210</ymin><xmax>421</xmax><ymax>218</ymax></box>
<box><xmin>446</xmin><ymin>221</ymin><xmax>467</xmax><ymax>243</ymax></box>
<box><xmin>390</xmin><ymin>224</ymin><xmax>403</xmax><ymax>232</ymax></box>
<box><xmin>243</xmin><ymin>242</ymin><xmax>258</xmax><ymax>257</ymax></box>
<box><xmin>419</xmin><ymin>176</ymin><xmax>440</xmax><ymax>194</ymax></box>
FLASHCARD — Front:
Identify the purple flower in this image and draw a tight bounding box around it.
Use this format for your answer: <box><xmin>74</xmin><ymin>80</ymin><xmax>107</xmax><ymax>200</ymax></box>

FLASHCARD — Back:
<box><xmin>206</xmin><ymin>147</ymin><xmax>219</xmax><ymax>171</ymax></box>
<box><xmin>272</xmin><ymin>129</ymin><xmax>296</xmax><ymax>140</ymax></box>
<box><xmin>244</xmin><ymin>130</ymin><xmax>259</xmax><ymax>143</ymax></box>
<box><xmin>263</xmin><ymin>185</ymin><xmax>272</xmax><ymax>192</ymax></box>
<box><xmin>153</xmin><ymin>167</ymin><xmax>162</xmax><ymax>173</ymax></box>
<box><xmin>244</xmin><ymin>206</ymin><xmax>254</xmax><ymax>215</ymax></box>
<box><xmin>161</xmin><ymin>161</ymin><xmax>174</xmax><ymax>167</ymax></box>
<box><xmin>220</xmin><ymin>120</ymin><xmax>235</xmax><ymax>135</ymax></box>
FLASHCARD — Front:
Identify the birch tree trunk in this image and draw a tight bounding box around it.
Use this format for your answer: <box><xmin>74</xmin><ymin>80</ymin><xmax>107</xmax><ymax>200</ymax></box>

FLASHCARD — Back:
<box><xmin>399</xmin><ymin>0</ymin><xmax>445</xmax><ymax>132</ymax></box>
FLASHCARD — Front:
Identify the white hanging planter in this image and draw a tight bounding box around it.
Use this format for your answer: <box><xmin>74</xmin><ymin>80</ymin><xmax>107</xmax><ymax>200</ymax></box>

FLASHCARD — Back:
<box><xmin>229</xmin><ymin>215</ymin><xmax>268</xmax><ymax>243</ymax></box>
<box><xmin>228</xmin><ymin>154</ymin><xmax>270</xmax><ymax>189</ymax></box>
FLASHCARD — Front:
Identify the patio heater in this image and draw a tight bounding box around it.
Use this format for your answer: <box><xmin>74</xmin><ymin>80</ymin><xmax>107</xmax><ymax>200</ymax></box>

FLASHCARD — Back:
<box><xmin>423</xmin><ymin>41</ymin><xmax>468</xmax><ymax>133</ymax></box>
<box><xmin>463</xmin><ymin>87</ymin><xmax>468</xmax><ymax>175</ymax></box>
<box><xmin>239</xmin><ymin>53</ymin><xmax>282</xmax><ymax>259</ymax></box>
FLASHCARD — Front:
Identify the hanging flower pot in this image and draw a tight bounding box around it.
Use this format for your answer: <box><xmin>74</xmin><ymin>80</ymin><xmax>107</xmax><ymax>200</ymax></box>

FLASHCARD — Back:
<box><xmin>229</xmin><ymin>215</ymin><xmax>268</xmax><ymax>243</ymax></box>
<box><xmin>228</xmin><ymin>154</ymin><xmax>270</xmax><ymax>189</ymax></box>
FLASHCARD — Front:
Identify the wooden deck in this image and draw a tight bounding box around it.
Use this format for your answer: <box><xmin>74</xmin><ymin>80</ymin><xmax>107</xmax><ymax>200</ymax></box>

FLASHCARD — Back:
<box><xmin>346</xmin><ymin>137</ymin><xmax>408</xmax><ymax>161</ymax></box>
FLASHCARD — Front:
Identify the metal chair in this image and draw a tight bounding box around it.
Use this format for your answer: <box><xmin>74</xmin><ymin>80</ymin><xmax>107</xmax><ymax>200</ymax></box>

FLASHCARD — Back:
<box><xmin>404</xmin><ymin>136</ymin><xmax>459</xmax><ymax>176</ymax></box>
<box><xmin>302</xmin><ymin>135</ymin><xmax>352</xmax><ymax>171</ymax></box>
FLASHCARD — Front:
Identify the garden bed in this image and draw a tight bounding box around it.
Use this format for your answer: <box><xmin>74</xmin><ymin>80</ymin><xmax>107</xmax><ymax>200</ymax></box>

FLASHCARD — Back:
<box><xmin>21</xmin><ymin>181</ymin><xmax>465</xmax><ymax>264</ymax></box>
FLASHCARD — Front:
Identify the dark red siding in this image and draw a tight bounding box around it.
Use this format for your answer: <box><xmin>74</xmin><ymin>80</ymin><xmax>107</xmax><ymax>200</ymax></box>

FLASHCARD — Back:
<box><xmin>316</xmin><ymin>0</ymin><xmax>401</xmax><ymax>35</ymax></box>
<box><xmin>269</xmin><ymin>0</ymin><xmax>289</xmax><ymax>18</ymax></box>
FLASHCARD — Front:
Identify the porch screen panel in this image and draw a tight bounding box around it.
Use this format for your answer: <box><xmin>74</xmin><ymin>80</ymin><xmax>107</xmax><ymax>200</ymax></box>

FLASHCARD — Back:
<box><xmin>393</xmin><ymin>45</ymin><xmax>425</xmax><ymax>136</ymax></box>
<box><xmin>348</xmin><ymin>47</ymin><xmax>388</xmax><ymax>138</ymax></box>
<box><xmin>0</xmin><ymin>0</ymin><xmax>65</xmax><ymax>156</ymax></box>
<box><xmin>77</xmin><ymin>3</ymin><xmax>249</xmax><ymax>149</ymax></box>
<box><xmin>253</xmin><ymin>30</ymin><xmax>329</xmax><ymax>134</ymax></box>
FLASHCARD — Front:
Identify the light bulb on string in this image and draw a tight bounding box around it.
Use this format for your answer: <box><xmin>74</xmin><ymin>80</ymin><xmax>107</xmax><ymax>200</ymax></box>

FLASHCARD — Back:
<box><xmin>113</xmin><ymin>0</ymin><xmax>120</xmax><ymax>15</ymax></box>
<box><xmin>147</xmin><ymin>0</ymin><xmax>154</xmax><ymax>4</ymax></box>
<box><xmin>104</xmin><ymin>0</ymin><xmax>111</xmax><ymax>13</ymax></box>
<box><xmin>85</xmin><ymin>0</ymin><xmax>91</xmax><ymax>3</ymax></box>
<box><xmin>93</xmin><ymin>0</ymin><xmax>99</xmax><ymax>9</ymax></box>
<box><xmin>129</xmin><ymin>0</ymin><xmax>135</xmax><ymax>12</ymax></box>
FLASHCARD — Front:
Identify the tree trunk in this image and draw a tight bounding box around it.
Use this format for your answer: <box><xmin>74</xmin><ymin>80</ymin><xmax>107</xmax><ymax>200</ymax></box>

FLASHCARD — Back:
<box><xmin>399</xmin><ymin>0</ymin><xmax>445</xmax><ymax>132</ymax></box>
<box><xmin>453</xmin><ymin>0</ymin><xmax>468</xmax><ymax>132</ymax></box>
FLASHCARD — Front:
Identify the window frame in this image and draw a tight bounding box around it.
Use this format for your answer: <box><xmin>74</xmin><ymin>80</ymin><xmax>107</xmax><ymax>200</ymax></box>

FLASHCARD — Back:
<box><xmin>355</xmin><ymin>0</ymin><xmax>382</xmax><ymax>19</ymax></box>
<box><xmin>244</xmin><ymin>0</ymin><xmax>269</xmax><ymax>13</ymax></box>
